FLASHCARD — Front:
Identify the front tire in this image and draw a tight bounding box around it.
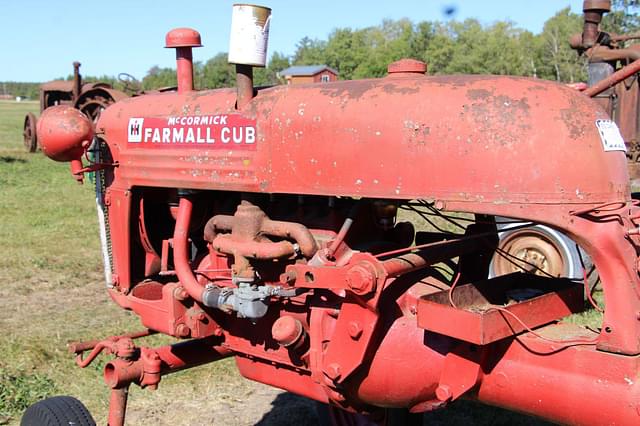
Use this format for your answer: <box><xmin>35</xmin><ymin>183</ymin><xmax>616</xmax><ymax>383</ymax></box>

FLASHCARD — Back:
<box><xmin>21</xmin><ymin>396</ymin><xmax>95</xmax><ymax>426</ymax></box>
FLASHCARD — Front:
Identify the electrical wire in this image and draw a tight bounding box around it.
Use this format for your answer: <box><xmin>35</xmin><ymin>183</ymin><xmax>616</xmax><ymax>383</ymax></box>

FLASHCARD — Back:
<box><xmin>447</xmin><ymin>271</ymin><xmax>598</xmax><ymax>346</ymax></box>
<box><xmin>407</xmin><ymin>201</ymin><xmax>605</xmax><ymax>315</ymax></box>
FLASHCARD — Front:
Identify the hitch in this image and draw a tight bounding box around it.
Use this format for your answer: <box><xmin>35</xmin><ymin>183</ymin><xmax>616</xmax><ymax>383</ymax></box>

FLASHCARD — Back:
<box><xmin>69</xmin><ymin>330</ymin><xmax>232</xmax><ymax>426</ymax></box>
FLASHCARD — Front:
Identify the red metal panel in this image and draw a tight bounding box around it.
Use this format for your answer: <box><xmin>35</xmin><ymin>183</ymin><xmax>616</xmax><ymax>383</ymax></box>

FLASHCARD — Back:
<box><xmin>416</xmin><ymin>274</ymin><xmax>584</xmax><ymax>345</ymax></box>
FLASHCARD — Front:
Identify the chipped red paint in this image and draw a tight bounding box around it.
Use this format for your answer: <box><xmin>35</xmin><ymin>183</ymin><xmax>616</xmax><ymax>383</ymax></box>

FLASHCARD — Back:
<box><xmin>35</xmin><ymin>17</ymin><xmax>640</xmax><ymax>426</ymax></box>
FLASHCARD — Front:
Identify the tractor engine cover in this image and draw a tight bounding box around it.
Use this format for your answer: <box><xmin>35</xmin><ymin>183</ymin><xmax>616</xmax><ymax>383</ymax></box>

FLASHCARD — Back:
<box><xmin>99</xmin><ymin>74</ymin><xmax>627</xmax><ymax>209</ymax></box>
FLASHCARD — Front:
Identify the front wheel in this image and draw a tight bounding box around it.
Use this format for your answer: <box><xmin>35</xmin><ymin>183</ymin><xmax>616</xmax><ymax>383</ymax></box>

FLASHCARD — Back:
<box><xmin>21</xmin><ymin>396</ymin><xmax>95</xmax><ymax>426</ymax></box>
<box><xmin>23</xmin><ymin>113</ymin><xmax>37</xmax><ymax>153</ymax></box>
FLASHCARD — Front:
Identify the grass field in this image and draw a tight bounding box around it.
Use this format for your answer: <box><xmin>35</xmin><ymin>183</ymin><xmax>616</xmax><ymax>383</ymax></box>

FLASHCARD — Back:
<box><xmin>0</xmin><ymin>101</ymin><xmax>261</xmax><ymax>425</ymax></box>
<box><xmin>0</xmin><ymin>100</ymin><xmax>598</xmax><ymax>425</ymax></box>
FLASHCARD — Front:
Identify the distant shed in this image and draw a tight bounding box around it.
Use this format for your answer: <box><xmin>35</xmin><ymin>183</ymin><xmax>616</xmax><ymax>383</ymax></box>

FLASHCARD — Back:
<box><xmin>278</xmin><ymin>65</ymin><xmax>339</xmax><ymax>84</ymax></box>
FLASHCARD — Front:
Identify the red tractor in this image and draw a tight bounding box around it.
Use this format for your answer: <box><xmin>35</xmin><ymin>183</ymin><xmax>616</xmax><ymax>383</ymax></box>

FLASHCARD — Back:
<box><xmin>27</xmin><ymin>4</ymin><xmax>640</xmax><ymax>425</ymax></box>
<box><xmin>23</xmin><ymin>62</ymin><xmax>128</xmax><ymax>152</ymax></box>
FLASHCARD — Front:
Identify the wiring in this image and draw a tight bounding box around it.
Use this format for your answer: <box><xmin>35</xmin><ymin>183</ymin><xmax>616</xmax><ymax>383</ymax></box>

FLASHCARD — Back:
<box><xmin>447</xmin><ymin>271</ymin><xmax>598</xmax><ymax>347</ymax></box>
<box><xmin>406</xmin><ymin>200</ymin><xmax>604</xmax><ymax>314</ymax></box>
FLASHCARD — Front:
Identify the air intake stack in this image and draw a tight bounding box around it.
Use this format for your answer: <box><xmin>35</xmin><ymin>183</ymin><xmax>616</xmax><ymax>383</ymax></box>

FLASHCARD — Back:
<box><xmin>228</xmin><ymin>4</ymin><xmax>272</xmax><ymax>109</ymax></box>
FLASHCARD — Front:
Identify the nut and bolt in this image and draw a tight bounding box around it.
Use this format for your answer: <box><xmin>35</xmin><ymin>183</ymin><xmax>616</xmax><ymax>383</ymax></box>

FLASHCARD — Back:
<box><xmin>174</xmin><ymin>286</ymin><xmax>189</xmax><ymax>301</ymax></box>
<box><xmin>325</xmin><ymin>363</ymin><xmax>342</xmax><ymax>381</ymax></box>
<box><xmin>346</xmin><ymin>263</ymin><xmax>376</xmax><ymax>295</ymax></box>
<box><xmin>347</xmin><ymin>321</ymin><xmax>363</xmax><ymax>340</ymax></box>
<box><xmin>435</xmin><ymin>385</ymin><xmax>452</xmax><ymax>402</ymax></box>
<box><xmin>175</xmin><ymin>323</ymin><xmax>191</xmax><ymax>338</ymax></box>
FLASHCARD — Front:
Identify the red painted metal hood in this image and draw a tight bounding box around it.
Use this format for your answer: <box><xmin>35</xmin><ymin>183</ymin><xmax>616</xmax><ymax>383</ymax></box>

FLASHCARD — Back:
<box><xmin>98</xmin><ymin>74</ymin><xmax>629</xmax><ymax>208</ymax></box>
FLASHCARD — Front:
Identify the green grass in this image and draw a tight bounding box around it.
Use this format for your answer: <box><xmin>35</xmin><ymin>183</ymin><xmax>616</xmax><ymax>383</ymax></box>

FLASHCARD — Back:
<box><xmin>0</xmin><ymin>102</ymin><xmax>252</xmax><ymax>424</ymax></box>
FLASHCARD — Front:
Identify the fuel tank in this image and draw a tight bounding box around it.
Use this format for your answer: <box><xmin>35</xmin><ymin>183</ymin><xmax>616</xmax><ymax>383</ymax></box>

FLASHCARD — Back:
<box><xmin>99</xmin><ymin>73</ymin><xmax>629</xmax><ymax>210</ymax></box>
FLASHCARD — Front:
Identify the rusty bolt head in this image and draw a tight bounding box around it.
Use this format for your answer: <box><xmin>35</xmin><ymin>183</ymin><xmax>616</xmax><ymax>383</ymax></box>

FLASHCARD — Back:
<box><xmin>346</xmin><ymin>263</ymin><xmax>377</xmax><ymax>295</ymax></box>
<box><xmin>325</xmin><ymin>363</ymin><xmax>342</xmax><ymax>381</ymax></box>
<box><xmin>435</xmin><ymin>385</ymin><xmax>452</xmax><ymax>402</ymax></box>
<box><xmin>174</xmin><ymin>286</ymin><xmax>189</xmax><ymax>301</ymax></box>
<box><xmin>213</xmin><ymin>327</ymin><xmax>224</xmax><ymax>337</ymax></box>
<box><xmin>175</xmin><ymin>323</ymin><xmax>190</xmax><ymax>338</ymax></box>
<box><xmin>347</xmin><ymin>321</ymin><xmax>363</xmax><ymax>340</ymax></box>
<box><xmin>114</xmin><ymin>338</ymin><xmax>136</xmax><ymax>360</ymax></box>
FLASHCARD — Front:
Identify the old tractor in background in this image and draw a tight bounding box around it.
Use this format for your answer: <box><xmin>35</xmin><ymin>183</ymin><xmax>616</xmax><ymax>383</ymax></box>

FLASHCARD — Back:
<box><xmin>571</xmin><ymin>0</ymin><xmax>640</xmax><ymax>182</ymax></box>
<box><xmin>22</xmin><ymin>62</ymin><xmax>129</xmax><ymax>152</ymax></box>
<box><xmin>488</xmin><ymin>0</ymin><xmax>640</xmax><ymax>289</ymax></box>
<box><xmin>25</xmin><ymin>3</ymin><xmax>640</xmax><ymax>426</ymax></box>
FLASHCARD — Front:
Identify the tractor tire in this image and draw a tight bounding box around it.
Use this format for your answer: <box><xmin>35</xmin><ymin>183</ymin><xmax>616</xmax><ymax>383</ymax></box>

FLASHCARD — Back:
<box><xmin>20</xmin><ymin>396</ymin><xmax>95</xmax><ymax>426</ymax></box>
<box><xmin>488</xmin><ymin>218</ymin><xmax>599</xmax><ymax>296</ymax></box>
<box><xmin>23</xmin><ymin>113</ymin><xmax>37</xmax><ymax>153</ymax></box>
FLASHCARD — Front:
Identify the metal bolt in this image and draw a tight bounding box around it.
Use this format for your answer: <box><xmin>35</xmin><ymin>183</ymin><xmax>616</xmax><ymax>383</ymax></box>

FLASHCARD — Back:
<box><xmin>435</xmin><ymin>385</ymin><xmax>452</xmax><ymax>402</ymax></box>
<box><xmin>194</xmin><ymin>312</ymin><xmax>206</xmax><ymax>321</ymax></box>
<box><xmin>346</xmin><ymin>263</ymin><xmax>376</xmax><ymax>295</ymax></box>
<box><xmin>434</xmin><ymin>200</ymin><xmax>446</xmax><ymax>210</ymax></box>
<box><xmin>325</xmin><ymin>363</ymin><xmax>342</xmax><ymax>381</ymax></box>
<box><xmin>347</xmin><ymin>321</ymin><xmax>363</xmax><ymax>340</ymax></box>
<box><xmin>174</xmin><ymin>286</ymin><xmax>189</xmax><ymax>301</ymax></box>
<box><xmin>175</xmin><ymin>324</ymin><xmax>190</xmax><ymax>337</ymax></box>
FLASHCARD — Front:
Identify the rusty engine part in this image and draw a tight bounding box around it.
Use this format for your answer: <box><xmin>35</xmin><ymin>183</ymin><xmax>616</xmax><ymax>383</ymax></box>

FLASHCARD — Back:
<box><xmin>30</xmin><ymin>3</ymin><xmax>640</xmax><ymax>426</ymax></box>
<box><xmin>570</xmin><ymin>0</ymin><xmax>640</xmax><ymax>183</ymax></box>
<box><xmin>23</xmin><ymin>61</ymin><xmax>128</xmax><ymax>152</ymax></box>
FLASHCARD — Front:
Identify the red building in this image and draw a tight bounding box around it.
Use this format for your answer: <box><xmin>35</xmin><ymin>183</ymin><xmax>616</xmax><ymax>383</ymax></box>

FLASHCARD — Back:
<box><xmin>278</xmin><ymin>65</ymin><xmax>339</xmax><ymax>84</ymax></box>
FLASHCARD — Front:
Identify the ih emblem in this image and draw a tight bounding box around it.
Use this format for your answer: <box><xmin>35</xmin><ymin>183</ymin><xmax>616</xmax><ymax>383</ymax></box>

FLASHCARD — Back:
<box><xmin>128</xmin><ymin>118</ymin><xmax>145</xmax><ymax>143</ymax></box>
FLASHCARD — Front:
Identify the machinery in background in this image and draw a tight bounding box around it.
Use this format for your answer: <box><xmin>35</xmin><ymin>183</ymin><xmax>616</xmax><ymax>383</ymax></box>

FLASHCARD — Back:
<box><xmin>23</xmin><ymin>62</ymin><xmax>130</xmax><ymax>152</ymax></box>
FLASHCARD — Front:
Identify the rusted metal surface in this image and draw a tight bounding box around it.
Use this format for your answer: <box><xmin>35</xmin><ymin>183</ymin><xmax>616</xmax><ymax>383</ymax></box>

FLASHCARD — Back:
<box><xmin>25</xmin><ymin>61</ymin><xmax>129</xmax><ymax>152</ymax></box>
<box><xmin>571</xmin><ymin>1</ymin><xmax>640</xmax><ymax>181</ymax></box>
<box><xmin>36</xmin><ymin>105</ymin><xmax>93</xmax><ymax>162</ymax></box>
<box><xmin>581</xmin><ymin>0</ymin><xmax>611</xmax><ymax>48</ymax></box>
<box><xmin>33</xmin><ymin>6</ymin><xmax>640</xmax><ymax>425</ymax></box>
<box><xmin>165</xmin><ymin>28</ymin><xmax>202</xmax><ymax>93</ymax></box>
<box><xmin>417</xmin><ymin>273</ymin><xmax>583</xmax><ymax>344</ymax></box>
<box><xmin>583</xmin><ymin>58</ymin><xmax>640</xmax><ymax>97</ymax></box>
<box><xmin>22</xmin><ymin>112</ymin><xmax>37</xmax><ymax>152</ymax></box>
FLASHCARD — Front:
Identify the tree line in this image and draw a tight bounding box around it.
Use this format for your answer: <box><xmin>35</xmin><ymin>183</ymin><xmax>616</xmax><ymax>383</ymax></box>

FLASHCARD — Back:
<box><xmin>2</xmin><ymin>2</ymin><xmax>638</xmax><ymax>99</ymax></box>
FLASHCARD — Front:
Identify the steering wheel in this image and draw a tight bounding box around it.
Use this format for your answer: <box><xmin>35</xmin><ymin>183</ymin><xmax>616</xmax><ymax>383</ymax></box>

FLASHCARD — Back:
<box><xmin>118</xmin><ymin>73</ymin><xmax>140</xmax><ymax>93</ymax></box>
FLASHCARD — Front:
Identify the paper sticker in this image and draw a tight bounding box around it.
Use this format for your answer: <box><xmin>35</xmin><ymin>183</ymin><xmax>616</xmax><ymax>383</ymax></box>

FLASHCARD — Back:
<box><xmin>596</xmin><ymin>119</ymin><xmax>626</xmax><ymax>152</ymax></box>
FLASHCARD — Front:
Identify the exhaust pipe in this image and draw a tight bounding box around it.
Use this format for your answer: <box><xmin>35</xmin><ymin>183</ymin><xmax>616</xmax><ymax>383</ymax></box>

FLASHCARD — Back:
<box><xmin>582</xmin><ymin>0</ymin><xmax>611</xmax><ymax>48</ymax></box>
<box><xmin>228</xmin><ymin>4</ymin><xmax>272</xmax><ymax>109</ymax></box>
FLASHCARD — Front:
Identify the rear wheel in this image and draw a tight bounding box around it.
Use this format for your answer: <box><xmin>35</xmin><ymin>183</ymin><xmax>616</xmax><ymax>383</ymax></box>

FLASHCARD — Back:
<box><xmin>23</xmin><ymin>113</ymin><xmax>37</xmax><ymax>152</ymax></box>
<box><xmin>489</xmin><ymin>219</ymin><xmax>598</xmax><ymax>295</ymax></box>
<box><xmin>21</xmin><ymin>395</ymin><xmax>95</xmax><ymax>426</ymax></box>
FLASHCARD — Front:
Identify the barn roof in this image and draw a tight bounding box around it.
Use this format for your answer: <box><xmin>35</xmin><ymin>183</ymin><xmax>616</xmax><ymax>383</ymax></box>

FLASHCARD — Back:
<box><xmin>279</xmin><ymin>65</ymin><xmax>339</xmax><ymax>77</ymax></box>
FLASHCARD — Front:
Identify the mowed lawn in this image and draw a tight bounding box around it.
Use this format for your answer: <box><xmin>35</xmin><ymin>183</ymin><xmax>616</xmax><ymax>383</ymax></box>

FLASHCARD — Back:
<box><xmin>0</xmin><ymin>101</ymin><xmax>245</xmax><ymax>425</ymax></box>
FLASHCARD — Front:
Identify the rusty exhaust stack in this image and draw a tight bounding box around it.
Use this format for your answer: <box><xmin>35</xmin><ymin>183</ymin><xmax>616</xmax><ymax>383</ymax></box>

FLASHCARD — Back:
<box><xmin>582</xmin><ymin>0</ymin><xmax>611</xmax><ymax>48</ymax></box>
<box><xmin>72</xmin><ymin>61</ymin><xmax>82</xmax><ymax>102</ymax></box>
<box><xmin>165</xmin><ymin>28</ymin><xmax>203</xmax><ymax>93</ymax></box>
<box><xmin>228</xmin><ymin>4</ymin><xmax>272</xmax><ymax>109</ymax></box>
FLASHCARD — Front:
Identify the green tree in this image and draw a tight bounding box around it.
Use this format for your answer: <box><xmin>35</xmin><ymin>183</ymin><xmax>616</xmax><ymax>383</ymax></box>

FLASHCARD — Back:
<box><xmin>537</xmin><ymin>7</ymin><xmax>586</xmax><ymax>82</ymax></box>
<box><xmin>201</xmin><ymin>53</ymin><xmax>236</xmax><ymax>89</ymax></box>
<box><xmin>141</xmin><ymin>66</ymin><xmax>177</xmax><ymax>90</ymax></box>
<box><xmin>293</xmin><ymin>37</ymin><xmax>327</xmax><ymax>65</ymax></box>
<box><xmin>602</xmin><ymin>0</ymin><xmax>640</xmax><ymax>34</ymax></box>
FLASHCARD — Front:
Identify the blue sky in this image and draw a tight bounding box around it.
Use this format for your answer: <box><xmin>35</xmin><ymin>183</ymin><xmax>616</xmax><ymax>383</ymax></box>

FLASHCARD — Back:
<box><xmin>2</xmin><ymin>0</ymin><xmax>583</xmax><ymax>82</ymax></box>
